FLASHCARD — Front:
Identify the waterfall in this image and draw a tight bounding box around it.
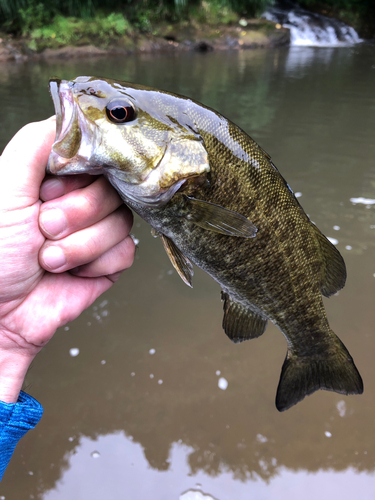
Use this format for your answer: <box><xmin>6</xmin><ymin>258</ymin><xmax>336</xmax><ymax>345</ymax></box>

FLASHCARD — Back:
<box><xmin>263</xmin><ymin>0</ymin><xmax>362</xmax><ymax>46</ymax></box>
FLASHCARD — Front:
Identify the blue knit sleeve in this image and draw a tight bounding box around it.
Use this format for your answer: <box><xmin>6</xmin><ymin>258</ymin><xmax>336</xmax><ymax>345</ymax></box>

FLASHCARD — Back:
<box><xmin>0</xmin><ymin>391</ymin><xmax>43</xmax><ymax>481</ymax></box>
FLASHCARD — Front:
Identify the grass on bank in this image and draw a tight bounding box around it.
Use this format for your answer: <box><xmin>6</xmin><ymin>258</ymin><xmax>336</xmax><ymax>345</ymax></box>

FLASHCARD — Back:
<box><xmin>25</xmin><ymin>13</ymin><xmax>132</xmax><ymax>51</ymax></box>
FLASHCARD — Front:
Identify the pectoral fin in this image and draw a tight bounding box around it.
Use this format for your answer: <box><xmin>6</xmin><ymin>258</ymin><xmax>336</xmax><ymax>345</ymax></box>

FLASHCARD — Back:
<box><xmin>184</xmin><ymin>196</ymin><xmax>257</xmax><ymax>238</ymax></box>
<box><xmin>221</xmin><ymin>292</ymin><xmax>267</xmax><ymax>343</ymax></box>
<box><xmin>160</xmin><ymin>234</ymin><xmax>194</xmax><ymax>288</ymax></box>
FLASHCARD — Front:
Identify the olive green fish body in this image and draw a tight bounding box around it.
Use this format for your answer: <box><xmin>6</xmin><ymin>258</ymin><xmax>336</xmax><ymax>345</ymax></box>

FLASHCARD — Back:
<box><xmin>47</xmin><ymin>76</ymin><xmax>363</xmax><ymax>411</ymax></box>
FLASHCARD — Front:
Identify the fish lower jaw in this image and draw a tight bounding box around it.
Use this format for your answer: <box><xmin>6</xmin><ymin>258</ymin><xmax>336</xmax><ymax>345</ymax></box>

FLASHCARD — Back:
<box><xmin>106</xmin><ymin>170</ymin><xmax>186</xmax><ymax>208</ymax></box>
<box><xmin>47</xmin><ymin>152</ymin><xmax>100</xmax><ymax>176</ymax></box>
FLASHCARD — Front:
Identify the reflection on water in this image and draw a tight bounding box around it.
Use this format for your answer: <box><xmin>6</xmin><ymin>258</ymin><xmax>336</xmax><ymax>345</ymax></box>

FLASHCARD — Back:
<box><xmin>42</xmin><ymin>433</ymin><xmax>375</xmax><ymax>500</ymax></box>
<box><xmin>1</xmin><ymin>44</ymin><xmax>375</xmax><ymax>499</ymax></box>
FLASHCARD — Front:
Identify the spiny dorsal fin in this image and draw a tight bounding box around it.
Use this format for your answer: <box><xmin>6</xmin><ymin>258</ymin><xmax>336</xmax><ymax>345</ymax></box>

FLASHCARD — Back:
<box><xmin>311</xmin><ymin>223</ymin><xmax>347</xmax><ymax>297</ymax></box>
<box><xmin>184</xmin><ymin>196</ymin><xmax>257</xmax><ymax>238</ymax></box>
<box><xmin>160</xmin><ymin>234</ymin><xmax>194</xmax><ymax>288</ymax></box>
<box><xmin>221</xmin><ymin>292</ymin><xmax>267</xmax><ymax>343</ymax></box>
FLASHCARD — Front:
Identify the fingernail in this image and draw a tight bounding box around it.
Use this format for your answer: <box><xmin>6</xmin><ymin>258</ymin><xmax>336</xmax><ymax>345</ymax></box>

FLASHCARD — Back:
<box><xmin>41</xmin><ymin>246</ymin><xmax>66</xmax><ymax>270</ymax></box>
<box><xmin>40</xmin><ymin>179</ymin><xmax>65</xmax><ymax>201</ymax></box>
<box><xmin>40</xmin><ymin>208</ymin><xmax>66</xmax><ymax>236</ymax></box>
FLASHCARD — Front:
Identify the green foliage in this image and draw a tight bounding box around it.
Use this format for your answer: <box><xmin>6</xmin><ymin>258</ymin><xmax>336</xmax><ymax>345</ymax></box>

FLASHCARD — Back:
<box><xmin>0</xmin><ymin>0</ymin><xmax>373</xmax><ymax>37</ymax></box>
<box><xmin>0</xmin><ymin>0</ymin><xmax>274</xmax><ymax>33</ymax></box>
<box><xmin>189</xmin><ymin>1</ymin><xmax>239</xmax><ymax>24</ymax></box>
<box><xmin>18</xmin><ymin>2</ymin><xmax>52</xmax><ymax>34</ymax></box>
<box><xmin>298</xmin><ymin>0</ymin><xmax>372</xmax><ymax>10</ymax></box>
<box><xmin>225</xmin><ymin>0</ymin><xmax>274</xmax><ymax>17</ymax></box>
<box><xmin>28</xmin><ymin>13</ymin><xmax>131</xmax><ymax>50</ymax></box>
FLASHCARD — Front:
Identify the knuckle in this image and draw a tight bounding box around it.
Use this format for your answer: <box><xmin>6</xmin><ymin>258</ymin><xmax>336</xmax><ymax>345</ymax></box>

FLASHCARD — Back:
<box><xmin>77</xmin><ymin>190</ymin><xmax>100</xmax><ymax>216</ymax></box>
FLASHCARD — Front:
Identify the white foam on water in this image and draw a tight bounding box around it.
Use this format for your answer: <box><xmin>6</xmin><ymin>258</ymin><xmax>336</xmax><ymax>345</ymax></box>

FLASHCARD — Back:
<box><xmin>149</xmin><ymin>348</ymin><xmax>156</xmax><ymax>355</ymax></box>
<box><xmin>337</xmin><ymin>400</ymin><xmax>347</xmax><ymax>417</ymax></box>
<box><xmin>325</xmin><ymin>431</ymin><xmax>332</xmax><ymax>438</ymax></box>
<box><xmin>350</xmin><ymin>197</ymin><xmax>375</xmax><ymax>205</ymax></box>
<box><xmin>257</xmin><ymin>434</ymin><xmax>268</xmax><ymax>443</ymax></box>
<box><xmin>218</xmin><ymin>378</ymin><xmax>228</xmax><ymax>390</ymax></box>
<box><xmin>69</xmin><ymin>348</ymin><xmax>80</xmax><ymax>357</ymax></box>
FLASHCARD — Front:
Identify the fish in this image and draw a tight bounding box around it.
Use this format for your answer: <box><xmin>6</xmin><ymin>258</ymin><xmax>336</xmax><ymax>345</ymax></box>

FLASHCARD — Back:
<box><xmin>47</xmin><ymin>76</ymin><xmax>363</xmax><ymax>411</ymax></box>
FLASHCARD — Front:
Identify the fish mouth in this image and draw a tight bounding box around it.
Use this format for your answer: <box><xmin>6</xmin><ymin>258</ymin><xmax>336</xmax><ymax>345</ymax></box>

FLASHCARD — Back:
<box><xmin>47</xmin><ymin>78</ymin><xmax>100</xmax><ymax>176</ymax></box>
<box><xmin>49</xmin><ymin>78</ymin><xmax>64</xmax><ymax>141</ymax></box>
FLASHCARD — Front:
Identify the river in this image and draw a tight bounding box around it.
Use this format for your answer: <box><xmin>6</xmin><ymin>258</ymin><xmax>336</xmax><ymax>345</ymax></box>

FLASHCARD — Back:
<box><xmin>0</xmin><ymin>43</ymin><xmax>375</xmax><ymax>500</ymax></box>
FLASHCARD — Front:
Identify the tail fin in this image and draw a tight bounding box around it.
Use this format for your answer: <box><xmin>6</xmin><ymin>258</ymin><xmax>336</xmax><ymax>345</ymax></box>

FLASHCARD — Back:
<box><xmin>276</xmin><ymin>334</ymin><xmax>363</xmax><ymax>412</ymax></box>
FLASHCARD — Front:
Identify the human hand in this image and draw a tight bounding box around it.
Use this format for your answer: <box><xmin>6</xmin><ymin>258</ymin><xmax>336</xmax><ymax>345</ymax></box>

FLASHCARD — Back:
<box><xmin>0</xmin><ymin>117</ymin><xmax>135</xmax><ymax>403</ymax></box>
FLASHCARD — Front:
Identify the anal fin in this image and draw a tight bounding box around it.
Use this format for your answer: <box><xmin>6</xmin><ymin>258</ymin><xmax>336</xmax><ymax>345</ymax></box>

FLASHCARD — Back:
<box><xmin>221</xmin><ymin>292</ymin><xmax>267</xmax><ymax>343</ymax></box>
<box><xmin>160</xmin><ymin>234</ymin><xmax>194</xmax><ymax>288</ymax></box>
<box><xmin>184</xmin><ymin>196</ymin><xmax>257</xmax><ymax>238</ymax></box>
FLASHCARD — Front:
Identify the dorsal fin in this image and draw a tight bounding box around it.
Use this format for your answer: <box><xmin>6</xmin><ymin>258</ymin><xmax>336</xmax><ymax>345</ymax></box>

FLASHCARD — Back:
<box><xmin>221</xmin><ymin>292</ymin><xmax>267</xmax><ymax>343</ymax></box>
<box><xmin>311</xmin><ymin>223</ymin><xmax>347</xmax><ymax>297</ymax></box>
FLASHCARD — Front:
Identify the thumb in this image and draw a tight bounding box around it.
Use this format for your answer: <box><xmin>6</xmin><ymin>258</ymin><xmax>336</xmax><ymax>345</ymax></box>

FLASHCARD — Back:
<box><xmin>0</xmin><ymin>117</ymin><xmax>56</xmax><ymax>211</ymax></box>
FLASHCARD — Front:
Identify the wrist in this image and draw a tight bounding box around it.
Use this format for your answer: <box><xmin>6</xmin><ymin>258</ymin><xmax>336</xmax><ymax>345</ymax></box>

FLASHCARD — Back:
<box><xmin>0</xmin><ymin>348</ymin><xmax>35</xmax><ymax>403</ymax></box>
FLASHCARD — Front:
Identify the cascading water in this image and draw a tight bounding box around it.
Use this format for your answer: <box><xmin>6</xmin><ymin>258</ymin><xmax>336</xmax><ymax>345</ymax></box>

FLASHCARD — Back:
<box><xmin>263</xmin><ymin>0</ymin><xmax>362</xmax><ymax>46</ymax></box>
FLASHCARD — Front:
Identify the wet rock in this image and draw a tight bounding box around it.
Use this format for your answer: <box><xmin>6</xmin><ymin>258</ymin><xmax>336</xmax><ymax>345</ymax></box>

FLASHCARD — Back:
<box><xmin>41</xmin><ymin>45</ymin><xmax>108</xmax><ymax>59</ymax></box>
<box><xmin>0</xmin><ymin>40</ymin><xmax>25</xmax><ymax>61</ymax></box>
<box><xmin>0</xmin><ymin>46</ymin><xmax>13</xmax><ymax>62</ymax></box>
<box><xmin>194</xmin><ymin>41</ymin><xmax>214</xmax><ymax>52</ymax></box>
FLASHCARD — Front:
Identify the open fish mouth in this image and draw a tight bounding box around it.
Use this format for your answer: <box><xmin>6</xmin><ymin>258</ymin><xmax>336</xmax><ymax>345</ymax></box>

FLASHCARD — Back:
<box><xmin>49</xmin><ymin>78</ymin><xmax>77</xmax><ymax>156</ymax></box>
<box><xmin>47</xmin><ymin>78</ymin><xmax>100</xmax><ymax>176</ymax></box>
<box><xmin>49</xmin><ymin>78</ymin><xmax>64</xmax><ymax>141</ymax></box>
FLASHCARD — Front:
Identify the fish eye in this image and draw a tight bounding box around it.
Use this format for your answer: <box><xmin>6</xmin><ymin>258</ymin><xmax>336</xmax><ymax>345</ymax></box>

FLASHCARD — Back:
<box><xmin>106</xmin><ymin>99</ymin><xmax>136</xmax><ymax>124</ymax></box>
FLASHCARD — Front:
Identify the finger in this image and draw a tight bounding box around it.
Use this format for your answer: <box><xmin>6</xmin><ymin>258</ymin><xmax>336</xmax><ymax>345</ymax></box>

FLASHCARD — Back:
<box><xmin>0</xmin><ymin>116</ymin><xmax>56</xmax><ymax>211</ymax></box>
<box><xmin>12</xmin><ymin>271</ymin><xmax>116</xmax><ymax>346</ymax></box>
<box><xmin>70</xmin><ymin>235</ymin><xmax>135</xmax><ymax>277</ymax></box>
<box><xmin>39</xmin><ymin>206</ymin><xmax>133</xmax><ymax>273</ymax></box>
<box><xmin>40</xmin><ymin>174</ymin><xmax>95</xmax><ymax>201</ymax></box>
<box><xmin>39</xmin><ymin>177</ymin><xmax>124</xmax><ymax>240</ymax></box>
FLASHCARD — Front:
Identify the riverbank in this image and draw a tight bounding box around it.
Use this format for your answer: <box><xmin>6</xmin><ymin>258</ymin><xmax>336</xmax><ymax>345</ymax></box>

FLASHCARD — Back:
<box><xmin>0</xmin><ymin>17</ymin><xmax>290</xmax><ymax>62</ymax></box>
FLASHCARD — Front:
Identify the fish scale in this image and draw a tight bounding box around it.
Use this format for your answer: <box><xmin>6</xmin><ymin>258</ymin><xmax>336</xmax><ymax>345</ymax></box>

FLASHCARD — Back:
<box><xmin>47</xmin><ymin>76</ymin><xmax>363</xmax><ymax>411</ymax></box>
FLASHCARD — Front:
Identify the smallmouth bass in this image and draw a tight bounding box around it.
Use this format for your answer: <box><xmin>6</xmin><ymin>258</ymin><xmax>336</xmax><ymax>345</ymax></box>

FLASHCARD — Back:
<box><xmin>47</xmin><ymin>76</ymin><xmax>363</xmax><ymax>411</ymax></box>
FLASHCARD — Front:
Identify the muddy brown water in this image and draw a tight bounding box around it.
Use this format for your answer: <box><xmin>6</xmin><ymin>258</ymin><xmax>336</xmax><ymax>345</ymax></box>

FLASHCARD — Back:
<box><xmin>1</xmin><ymin>44</ymin><xmax>375</xmax><ymax>499</ymax></box>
